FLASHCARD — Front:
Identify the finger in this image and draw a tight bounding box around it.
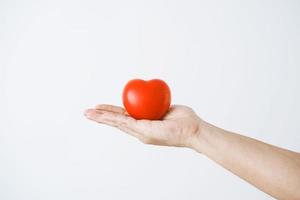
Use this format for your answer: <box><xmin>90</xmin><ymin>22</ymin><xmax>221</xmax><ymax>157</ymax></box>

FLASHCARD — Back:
<box><xmin>117</xmin><ymin>125</ymin><xmax>145</xmax><ymax>140</ymax></box>
<box><xmin>85</xmin><ymin>109</ymin><xmax>143</xmax><ymax>138</ymax></box>
<box><xmin>100</xmin><ymin>113</ymin><xmax>153</xmax><ymax>136</ymax></box>
<box><xmin>86</xmin><ymin>111</ymin><xmax>140</xmax><ymax>139</ymax></box>
<box><xmin>95</xmin><ymin>104</ymin><xmax>129</xmax><ymax>115</ymax></box>
<box><xmin>95</xmin><ymin>104</ymin><xmax>125</xmax><ymax>113</ymax></box>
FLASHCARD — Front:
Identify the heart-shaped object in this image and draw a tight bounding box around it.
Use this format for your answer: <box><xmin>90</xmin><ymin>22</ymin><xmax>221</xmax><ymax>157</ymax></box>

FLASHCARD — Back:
<box><xmin>122</xmin><ymin>79</ymin><xmax>171</xmax><ymax>120</ymax></box>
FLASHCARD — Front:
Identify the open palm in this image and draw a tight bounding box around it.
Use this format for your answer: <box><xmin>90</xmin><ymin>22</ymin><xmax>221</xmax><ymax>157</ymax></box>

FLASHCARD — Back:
<box><xmin>85</xmin><ymin>104</ymin><xmax>202</xmax><ymax>147</ymax></box>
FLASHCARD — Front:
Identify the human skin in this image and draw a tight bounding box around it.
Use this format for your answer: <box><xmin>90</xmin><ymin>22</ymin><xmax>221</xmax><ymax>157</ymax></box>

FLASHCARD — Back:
<box><xmin>84</xmin><ymin>104</ymin><xmax>300</xmax><ymax>200</ymax></box>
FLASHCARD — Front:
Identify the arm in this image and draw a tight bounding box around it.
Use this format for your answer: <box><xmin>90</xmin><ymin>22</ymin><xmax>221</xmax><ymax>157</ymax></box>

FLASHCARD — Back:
<box><xmin>85</xmin><ymin>104</ymin><xmax>300</xmax><ymax>200</ymax></box>
<box><xmin>193</xmin><ymin>121</ymin><xmax>300</xmax><ymax>200</ymax></box>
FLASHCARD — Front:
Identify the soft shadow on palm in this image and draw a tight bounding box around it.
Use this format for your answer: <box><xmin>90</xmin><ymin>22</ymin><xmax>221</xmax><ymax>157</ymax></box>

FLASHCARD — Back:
<box><xmin>85</xmin><ymin>104</ymin><xmax>201</xmax><ymax>147</ymax></box>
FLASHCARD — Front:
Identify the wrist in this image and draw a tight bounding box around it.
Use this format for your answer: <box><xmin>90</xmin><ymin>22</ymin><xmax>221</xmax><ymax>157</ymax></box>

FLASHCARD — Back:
<box><xmin>189</xmin><ymin>118</ymin><xmax>214</xmax><ymax>154</ymax></box>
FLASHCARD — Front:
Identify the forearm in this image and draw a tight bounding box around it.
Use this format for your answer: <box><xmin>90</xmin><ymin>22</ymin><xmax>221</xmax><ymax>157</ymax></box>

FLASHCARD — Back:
<box><xmin>191</xmin><ymin>120</ymin><xmax>300</xmax><ymax>200</ymax></box>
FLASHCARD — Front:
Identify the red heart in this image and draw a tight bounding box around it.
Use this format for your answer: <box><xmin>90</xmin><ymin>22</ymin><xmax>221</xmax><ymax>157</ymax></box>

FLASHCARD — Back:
<box><xmin>122</xmin><ymin>79</ymin><xmax>171</xmax><ymax>120</ymax></box>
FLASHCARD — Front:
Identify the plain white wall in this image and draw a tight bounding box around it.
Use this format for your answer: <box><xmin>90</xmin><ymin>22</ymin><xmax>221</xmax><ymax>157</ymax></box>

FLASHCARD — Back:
<box><xmin>1</xmin><ymin>0</ymin><xmax>299</xmax><ymax>199</ymax></box>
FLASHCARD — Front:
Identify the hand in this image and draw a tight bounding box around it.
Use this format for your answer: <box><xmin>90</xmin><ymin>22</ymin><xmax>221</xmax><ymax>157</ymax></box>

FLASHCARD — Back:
<box><xmin>84</xmin><ymin>104</ymin><xmax>202</xmax><ymax>148</ymax></box>
<box><xmin>85</xmin><ymin>104</ymin><xmax>300</xmax><ymax>200</ymax></box>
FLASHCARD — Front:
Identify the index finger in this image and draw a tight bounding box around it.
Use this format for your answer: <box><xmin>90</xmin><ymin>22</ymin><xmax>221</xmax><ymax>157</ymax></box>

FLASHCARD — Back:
<box><xmin>95</xmin><ymin>104</ymin><xmax>128</xmax><ymax>115</ymax></box>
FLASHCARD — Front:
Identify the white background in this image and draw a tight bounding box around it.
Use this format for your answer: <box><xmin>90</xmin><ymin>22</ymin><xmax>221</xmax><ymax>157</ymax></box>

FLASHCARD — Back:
<box><xmin>1</xmin><ymin>0</ymin><xmax>300</xmax><ymax>199</ymax></box>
